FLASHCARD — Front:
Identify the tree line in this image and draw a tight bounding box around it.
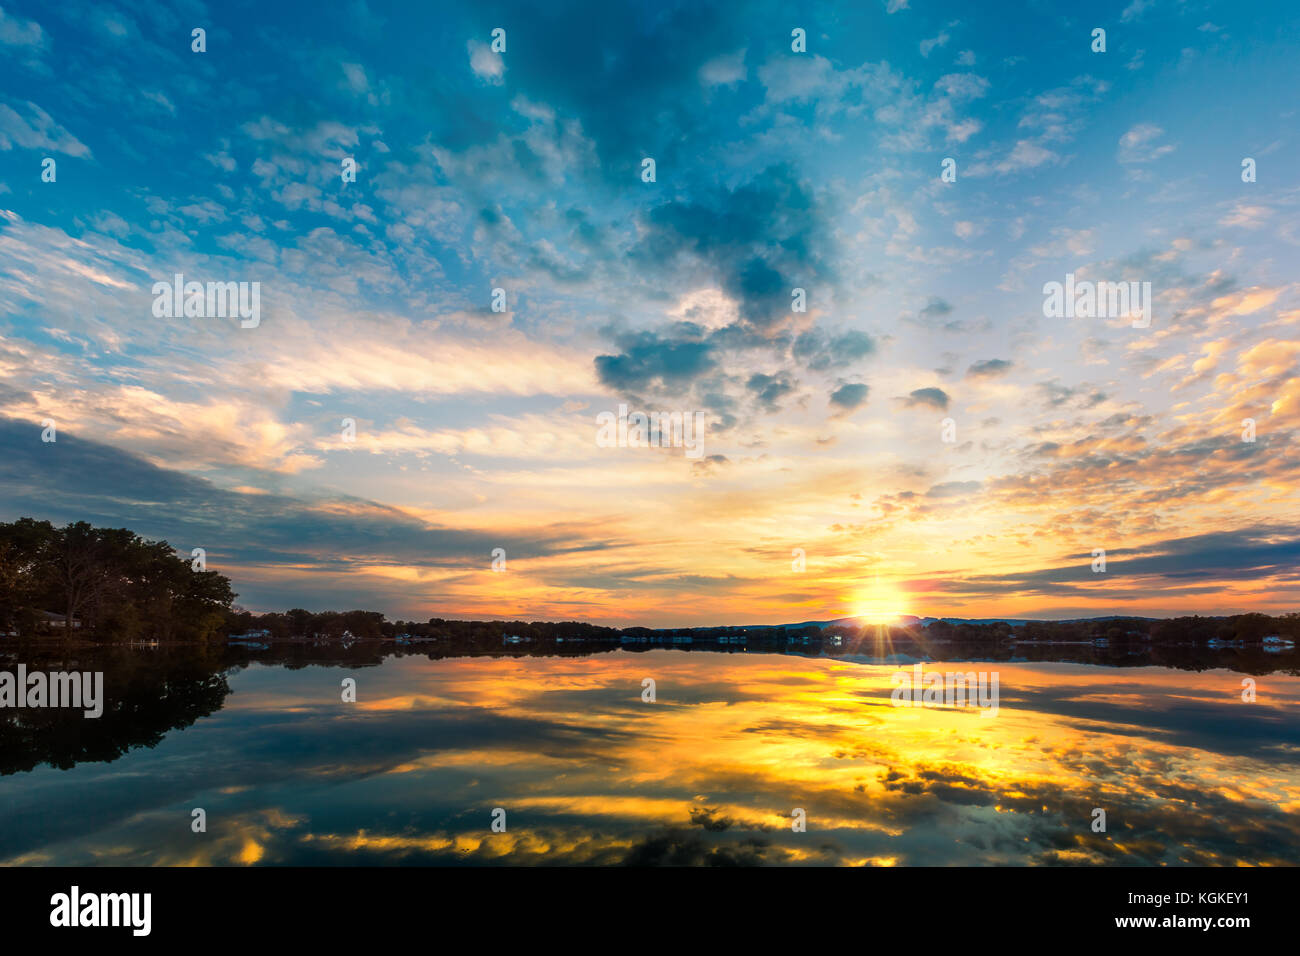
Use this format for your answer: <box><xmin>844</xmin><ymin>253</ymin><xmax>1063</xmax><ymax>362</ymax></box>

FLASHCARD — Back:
<box><xmin>0</xmin><ymin>518</ymin><xmax>234</xmax><ymax>641</ymax></box>
<box><xmin>223</xmin><ymin>611</ymin><xmax>624</xmax><ymax>643</ymax></box>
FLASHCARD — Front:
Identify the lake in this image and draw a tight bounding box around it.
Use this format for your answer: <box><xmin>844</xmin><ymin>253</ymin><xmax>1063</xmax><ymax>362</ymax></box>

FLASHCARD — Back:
<box><xmin>2</xmin><ymin>644</ymin><xmax>1298</xmax><ymax>865</ymax></box>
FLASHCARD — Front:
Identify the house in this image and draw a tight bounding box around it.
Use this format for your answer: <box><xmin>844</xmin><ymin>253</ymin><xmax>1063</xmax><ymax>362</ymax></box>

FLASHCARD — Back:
<box><xmin>39</xmin><ymin>611</ymin><xmax>82</xmax><ymax>630</ymax></box>
<box><xmin>229</xmin><ymin>629</ymin><xmax>271</xmax><ymax>649</ymax></box>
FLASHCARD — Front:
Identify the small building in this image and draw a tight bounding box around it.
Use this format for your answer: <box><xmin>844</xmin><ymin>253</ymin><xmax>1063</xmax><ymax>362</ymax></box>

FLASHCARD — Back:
<box><xmin>39</xmin><ymin>611</ymin><xmax>82</xmax><ymax>630</ymax></box>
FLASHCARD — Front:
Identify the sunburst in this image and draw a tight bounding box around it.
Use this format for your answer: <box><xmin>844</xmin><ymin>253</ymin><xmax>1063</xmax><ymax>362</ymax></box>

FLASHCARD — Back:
<box><xmin>854</xmin><ymin>577</ymin><xmax>909</xmax><ymax>625</ymax></box>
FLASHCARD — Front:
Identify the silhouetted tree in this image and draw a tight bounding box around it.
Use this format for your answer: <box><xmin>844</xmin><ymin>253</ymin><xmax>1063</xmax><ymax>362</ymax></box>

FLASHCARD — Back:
<box><xmin>0</xmin><ymin>519</ymin><xmax>235</xmax><ymax>641</ymax></box>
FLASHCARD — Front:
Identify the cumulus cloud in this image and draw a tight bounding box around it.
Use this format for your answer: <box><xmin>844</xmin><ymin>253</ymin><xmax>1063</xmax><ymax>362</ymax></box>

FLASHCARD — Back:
<box><xmin>634</xmin><ymin>164</ymin><xmax>835</xmax><ymax>331</ymax></box>
<box><xmin>901</xmin><ymin>387</ymin><xmax>951</xmax><ymax>410</ymax></box>
<box><xmin>1118</xmin><ymin>123</ymin><xmax>1175</xmax><ymax>164</ymax></box>
<box><xmin>467</xmin><ymin>40</ymin><xmax>505</xmax><ymax>84</ymax></box>
<box><xmin>967</xmin><ymin>359</ymin><xmax>1013</xmax><ymax>378</ymax></box>
<box><xmin>829</xmin><ymin>382</ymin><xmax>869</xmax><ymax>412</ymax></box>
<box><xmin>595</xmin><ymin>328</ymin><xmax>716</xmax><ymax>392</ymax></box>
<box><xmin>699</xmin><ymin>49</ymin><xmax>746</xmax><ymax>87</ymax></box>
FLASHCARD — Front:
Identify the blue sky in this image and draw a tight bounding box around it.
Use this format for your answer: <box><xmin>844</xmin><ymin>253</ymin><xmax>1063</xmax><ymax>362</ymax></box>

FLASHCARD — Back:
<box><xmin>2</xmin><ymin>0</ymin><xmax>1299</xmax><ymax>624</ymax></box>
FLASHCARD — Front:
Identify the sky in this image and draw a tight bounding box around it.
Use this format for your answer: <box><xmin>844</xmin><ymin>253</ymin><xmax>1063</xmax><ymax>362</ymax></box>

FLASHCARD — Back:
<box><xmin>1</xmin><ymin>0</ymin><xmax>1298</xmax><ymax>626</ymax></box>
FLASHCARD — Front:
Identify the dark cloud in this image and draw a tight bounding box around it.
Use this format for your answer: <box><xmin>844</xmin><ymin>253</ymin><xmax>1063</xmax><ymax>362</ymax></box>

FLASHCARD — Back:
<box><xmin>699</xmin><ymin>390</ymin><xmax>739</xmax><ymax>430</ymax></box>
<box><xmin>689</xmin><ymin>806</ymin><xmax>735</xmax><ymax>832</ymax></box>
<box><xmin>829</xmin><ymin>382</ymin><xmax>869</xmax><ymax>412</ymax></box>
<box><xmin>746</xmin><ymin>372</ymin><xmax>796</xmax><ymax>412</ymax></box>
<box><xmin>633</xmin><ymin>164</ymin><xmax>834</xmax><ymax>330</ymax></box>
<box><xmin>691</xmin><ymin>454</ymin><xmax>731</xmax><ymax>476</ymax></box>
<box><xmin>901</xmin><ymin>387</ymin><xmax>951</xmax><ymax>410</ymax></box>
<box><xmin>475</xmin><ymin>2</ymin><xmax>739</xmax><ymax>179</ymax></box>
<box><xmin>0</xmin><ymin>383</ymin><xmax>33</xmax><ymax>405</ymax></box>
<box><xmin>925</xmin><ymin>525</ymin><xmax>1300</xmax><ymax>597</ymax></box>
<box><xmin>1038</xmin><ymin>380</ymin><xmax>1106</xmax><ymax>409</ymax></box>
<box><xmin>621</xmin><ymin>830</ymin><xmax>775</xmax><ymax>866</ymax></box>
<box><xmin>903</xmin><ymin>297</ymin><xmax>991</xmax><ymax>334</ymax></box>
<box><xmin>594</xmin><ymin>327</ymin><xmax>716</xmax><ymax>391</ymax></box>
<box><xmin>563</xmin><ymin>206</ymin><xmax>616</xmax><ymax>262</ymax></box>
<box><xmin>920</xmin><ymin>297</ymin><xmax>952</xmax><ymax>317</ymax></box>
<box><xmin>966</xmin><ymin>358</ymin><xmax>1013</xmax><ymax>378</ymax></box>
<box><xmin>793</xmin><ymin>327</ymin><xmax>876</xmax><ymax>371</ymax></box>
<box><xmin>926</xmin><ymin>480</ymin><xmax>981</xmax><ymax>499</ymax></box>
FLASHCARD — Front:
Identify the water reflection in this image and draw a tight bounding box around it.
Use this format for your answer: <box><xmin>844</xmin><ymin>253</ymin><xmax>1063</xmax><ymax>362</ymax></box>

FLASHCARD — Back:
<box><xmin>2</xmin><ymin>645</ymin><xmax>1298</xmax><ymax>865</ymax></box>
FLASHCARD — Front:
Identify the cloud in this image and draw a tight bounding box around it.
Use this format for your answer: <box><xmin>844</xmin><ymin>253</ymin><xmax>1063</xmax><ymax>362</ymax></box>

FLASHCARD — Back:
<box><xmin>966</xmin><ymin>359</ymin><xmax>1013</xmax><ymax>378</ymax></box>
<box><xmin>1218</xmin><ymin>203</ymin><xmax>1272</xmax><ymax>229</ymax></box>
<box><xmin>926</xmin><ymin>480</ymin><xmax>980</xmax><ymax>498</ymax></box>
<box><xmin>964</xmin><ymin>76</ymin><xmax>1108</xmax><ymax>178</ymax></box>
<box><xmin>699</xmin><ymin>49</ymin><xmax>746</xmax><ymax>87</ymax></box>
<box><xmin>747</xmin><ymin>372</ymin><xmax>796</xmax><ymax>413</ymax></box>
<box><xmin>1118</xmin><ymin>123</ymin><xmax>1175</xmax><ymax>164</ymax></box>
<box><xmin>1036</xmin><ymin>380</ymin><xmax>1107</xmax><ymax>409</ymax></box>
<box><xmin>634</xmin><ymin>164</ymin><xmax>834</xmax><ymax>331</ymax></box>
<box><xmin>0</xmin><ymin>101</ymin><xmax>90</xmax><ymax>156</ymax></box>
<box><xmin>829</xmin><ymin>382</ymin><xmax>869</xmax><ymax>412</ymax></box>
<box><xmin>995</xmin><ymin>140</ymin><xmax>1058</xmax><ymax>173</ymax></box>
<box><xmin>953</xmin><ymin>525</ymin><xmax>1300</xmax><ymax>594</ymax></box>
<box><xmin>920</xmin><ymin>32</ymin><xmax>950</xmax><ymax>58</ymax></box>
<box><xmin>467</xmin><ymin>40</ymin><xmax>505</xmax><ymax>85</ymax></box>
<box><xmin>793</xmin><ymin>328</ymin><xmax>877</xmax><ymax>371</ymax></box>
<box><xmin>595</xmin><ymin>328</ymin><xmax>716</xmax><ymax>392</ymax></box>
<box><xmin>901</xmin><ymin>387</ymin><xmax>951</xmax><ymax>410</ymax></box>
<box><xmin>933</xmin><ymin>74</ymin><xmax>987</xmax><ymax>101</ymax></box>
<box><xmin>0</xmin><ymin>6</ymin><xmax>46</xmax><ymax>51</ymax></box>
<box><xmin>468</xmin><ymin>3</ymin><xmax>740</xmax><ymax>178</ymax></box>
<box><xmin>1121</xmin><ymin>0</ymin><xmax>1156</xmax><ymax>22</ymax></box>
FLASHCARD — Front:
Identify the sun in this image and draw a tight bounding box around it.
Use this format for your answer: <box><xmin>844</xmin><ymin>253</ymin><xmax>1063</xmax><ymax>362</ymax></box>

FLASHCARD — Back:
<box><xmin>854</xmin><ymin>580</ymin><xmax>909</xmax><ymax>625</ymax></box>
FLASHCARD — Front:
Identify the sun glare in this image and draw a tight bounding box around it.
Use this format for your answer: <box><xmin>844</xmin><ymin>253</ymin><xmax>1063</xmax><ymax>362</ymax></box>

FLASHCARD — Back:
<box><xmin>854</xmin><ymin>581</ymin><xmax>909</xmax><ymax>625</ymax></box>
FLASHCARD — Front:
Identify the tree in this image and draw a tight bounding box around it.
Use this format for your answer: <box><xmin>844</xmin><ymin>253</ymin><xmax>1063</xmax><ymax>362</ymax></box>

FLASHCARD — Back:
<box><xmin>0</xmin><ymin>518</ymin><xmax>236</xmax><ymax>641</ymax></box>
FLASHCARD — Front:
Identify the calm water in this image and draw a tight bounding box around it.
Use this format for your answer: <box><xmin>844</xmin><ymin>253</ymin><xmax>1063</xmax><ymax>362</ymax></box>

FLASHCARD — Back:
<box><xmin>3</xmin><ymin>647</ymin><xmax>1299</xmax><ymax>865</ymax></box>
